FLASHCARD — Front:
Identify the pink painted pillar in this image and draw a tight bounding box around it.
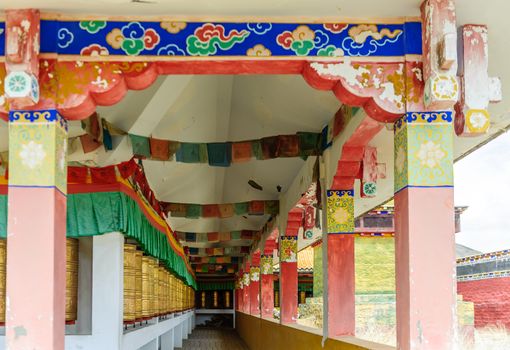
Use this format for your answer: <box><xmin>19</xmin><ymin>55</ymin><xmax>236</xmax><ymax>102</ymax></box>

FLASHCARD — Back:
<box><xmin>261</xmin><ymin>240</ymin><xmax>276</xmax><ymax>318</ymax></box>
<box><xmin>280</xmin><ymin>212</ymin><xmax>300</xmax><ymax>324</ymax></box>
<box><xmin>6</xmin><ymin>110</ymin><xmax>68</xmax><ymax>350</ymax></box>
<box><xmin>249</xmin><ymin>252</ymin><xmax>261</xmax><ymax>316</ymax></box>
<box><xmin>326</xmin><ymin>190</ymin><xmax>355</xmax><ymax>336</ymax></box>
<box><xmin>242</xmin><ymin>262</ymin><xmax>251</xmax><ymax>313</ymax></box>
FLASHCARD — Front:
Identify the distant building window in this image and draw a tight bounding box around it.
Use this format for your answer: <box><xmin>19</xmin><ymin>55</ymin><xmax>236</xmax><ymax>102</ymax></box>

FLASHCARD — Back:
<box><xmin>363</xmin><ymin>216</ymin><xmax>393</xmax><ymax>228</ymax></box>
<box><xmin>355</xmin><ymin>218</ymin><xmax>361</xmax><ymax>228</ymax></box>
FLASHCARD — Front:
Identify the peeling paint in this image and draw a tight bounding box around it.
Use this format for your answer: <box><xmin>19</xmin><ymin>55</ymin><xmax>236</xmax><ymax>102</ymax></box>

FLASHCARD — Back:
<box><xmin>13</xmin><ymin>325</ymin><xmax>27</xmax><ymax>339</ymax></box>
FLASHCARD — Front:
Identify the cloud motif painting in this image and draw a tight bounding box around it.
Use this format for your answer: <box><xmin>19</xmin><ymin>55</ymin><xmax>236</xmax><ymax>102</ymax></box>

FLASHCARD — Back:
<box><xmin>33</xmin><ymin>19</ymin><xmax>420</xmax><ymax>57</ymax></box>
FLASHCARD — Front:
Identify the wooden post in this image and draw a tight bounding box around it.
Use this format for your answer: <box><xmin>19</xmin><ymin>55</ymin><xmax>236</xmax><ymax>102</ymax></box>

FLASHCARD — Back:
<box><xmin>280</xmin><ymin>212</ymin><xmax>300</xmax><ymax>324</ymax></box>
<box><xmin>326</xmin><ymin>190</ymin><xmax>355</xmax><ymax>336</ymax></box>
<box><xmin>249</xmin><ymin>252</ymin><xmax>261</xmax><ymax>316</ymax></box>
<box><xmin>242</xmin><ymin>262</ymin><xmax>251</xmax><ymax>313</ymax></box>
<box><xmin>261</xmin><ymin>239</ymin><xmax>276</xmax><ymax>319</ymax></box>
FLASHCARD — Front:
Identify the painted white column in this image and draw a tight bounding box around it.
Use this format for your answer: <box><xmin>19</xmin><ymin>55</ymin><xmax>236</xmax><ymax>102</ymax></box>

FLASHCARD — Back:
<box><xmin>182</xmin><ymin>317</ymin><xmax>188</xmax><ymax>340</ymax></box>
<box><xmin>160</xmin><ymin>327</ymin><xmax>174</xmax><ymax>350</ymax></box>
<box><xmin>138</xmin><ymin>339</ymin><xmax>158</xmax><ymax>350</ymax></box>
<box><xmin>174</xmin><ymin>322</ymin><xmax>183</xmax><ymax>348</ymax></box>
<box><xmin>90</xmin><ymin>233</ymin><xmax>124</xmax><ymax>349</ymax></box>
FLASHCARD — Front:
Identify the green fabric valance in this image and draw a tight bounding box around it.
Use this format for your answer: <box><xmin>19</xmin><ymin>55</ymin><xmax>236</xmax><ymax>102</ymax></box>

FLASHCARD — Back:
<box><xmin>198</xmin><ymin>281</ymin><xmax>235</xmax><ymax>291</ymax></box>
<box><xmin>0</xmin><ymin>192</ymin><xmax>196</xmax><ymax>289</ymax></box>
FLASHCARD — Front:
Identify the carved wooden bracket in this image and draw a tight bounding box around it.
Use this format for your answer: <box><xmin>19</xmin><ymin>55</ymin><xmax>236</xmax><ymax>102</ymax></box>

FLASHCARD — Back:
<box><xmin>0</xmin><ymin>60</ymin><xmax>158</xmax><ymax>121</ymax></box>
<box><xmin>455</xmin><ymin>25</ymin><xmax>502</xmax><ymax>136</ymax></box>
<box><xmin>5</xmin><ymin>9</ymin><xmax>40</xmax><ymax>108</ymax></box>
<box><xmin>303</xmin><ymin>61</ymin><xmax>406</xmax><ymax>123</ymax></box>
<box><xmin>421</xmin><ymin>0</ymin><xmax>459</xmax><ymax>110</ymax></box>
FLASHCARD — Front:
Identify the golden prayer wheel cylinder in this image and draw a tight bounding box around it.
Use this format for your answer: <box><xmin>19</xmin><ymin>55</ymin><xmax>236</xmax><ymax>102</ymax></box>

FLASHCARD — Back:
<box><xmin>134</xmin><ymin>250</ymin><xmax>143</xmax><ymax>320</ymax></box>
<box><xmin>158</xmin><ymin>266</ymin><xmax>165</xmax><ymax>316</ymax></box>
<box><xmin>66</xmin><ymin>238</ymin><xmax>79</xmax><ymax>323</ymax></box>
<box><xmin>141</xmin><ymin>256</ymin><xmax>152</xmax><ymax>318</ymax></box>
<box><xmin>123</xmin><ymin>244</ymin><xmax>137</xmax><ymax>323</ymax></box>
<box><xmin>0</xmin><ymin>240</ymin><xmax>6</xmax><ymax>324</ymax></box>
<box><xmin>151</xmin><ymin>259</ymin><xmax>159</xmax><ymax>316</ymax></box>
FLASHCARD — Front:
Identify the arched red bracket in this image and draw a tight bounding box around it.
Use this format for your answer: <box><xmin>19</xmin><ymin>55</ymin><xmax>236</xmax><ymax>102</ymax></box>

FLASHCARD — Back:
<box><xmin>302</xmin><ymin>61</ymin><xmax>406</xmax><ymax>123</ymax></box>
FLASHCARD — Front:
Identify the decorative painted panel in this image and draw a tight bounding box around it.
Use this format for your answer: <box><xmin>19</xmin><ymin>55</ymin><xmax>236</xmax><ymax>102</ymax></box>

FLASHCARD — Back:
<box><xmin>8</xmin><ymin>110</ymin><xmax>68</xmax><ymax>194</ymax></box>
<box><xmin>26</xmin><ymin>20</ymin><xmax>422</xmax><ymax>58</ymax></box>
<box><xmin>280</xmin><ymin>236</ymin><xmax>298</xmax><ymax>263</ymax></box>
<box><xmin>250</xmin><ymin>267</ymin><xmax>260</xmax><ymax>282</ymax></box>
<box><xmin>326</xmin><ymin>190</ymin><xmax>354</xmax><ymax>234</ymax></box>
<box><xmin>260</xmin><ymin>255</ymin><xmax>274</xmax><ymax>275</ymax></box>
<box><xmin>394</xmin><ymin>111</ymin><xmax>453</xmax><ymax>192</ymax></box>
<box><xmin>243</xmin><ymin>272</ymin><xmax>250</xmax><ymax>287</ymax></box>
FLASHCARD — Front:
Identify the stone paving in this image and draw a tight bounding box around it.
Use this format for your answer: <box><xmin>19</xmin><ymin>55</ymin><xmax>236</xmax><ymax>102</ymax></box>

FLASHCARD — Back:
<box><xmin>179</xmin><ymin>327</ymin><xmax>248</xmax><ymax>350</ymax></box>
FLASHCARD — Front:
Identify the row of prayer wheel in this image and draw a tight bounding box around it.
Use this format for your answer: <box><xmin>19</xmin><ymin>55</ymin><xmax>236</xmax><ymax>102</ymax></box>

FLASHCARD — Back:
<box><xmin>123</xmin><ymin>243</ymin><xmax>195</xmax><ymax>323</ymax></box>
<box><xmin>0</xmin><ymin>238</ymin><xmax>79</xmax><ymax>324</ymax></box>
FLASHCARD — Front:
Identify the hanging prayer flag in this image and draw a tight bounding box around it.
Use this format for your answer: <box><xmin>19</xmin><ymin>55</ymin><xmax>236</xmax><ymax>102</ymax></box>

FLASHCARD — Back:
<box><xmin>189</xmin><ymin>248</ymin><xmax>199</xmax><ymax>255</ymax></box>
<box><xmin>168</xmin><ymin>141</ymin><xmax>181</xmax><ymax>159</ymax></box>
<box><xmin>277</xmin><ymin>135</ymin><xmax>300</xmax><ymax>157</ymax></box>
<box><xmin>150</xmin><ymin>137</ymin><xmax>170</xmax><ymax>160</ymax></box>
<box><xmin>129</xmin><ymin>134</ymin><xmax>151</xmax><ymax>159</ymax></box>
<box><xmin>117</xmin><ymin>159</ymin><xmax>138</xmax><ymax>179</ymax></box>
<box><xmin>219</xmin><ymin>232</ymin><xmax>231</xmax><ymax>241</ymax></box>
<box><xmin>234</xmin><ymin>202</ymin><xmax>249</xmax><ymax>215</ymax></box>
<box><xmin>231</xmin><ymin>231</ymin><xmax>242</xmax><ymax>240</ymax></box>
<box><xmin>213</xmin><ymin>248</ymin><xmax>224</xmax><ymax>256</ymax></box>
<box><xmin>249</xmin><ymin>201</ymin><xmax>265</xmax><ymax>215</ymax></box>
<box><xmin>232</xmin><ymin>142</ymin><xmax>252</xmax><ymax>163</ymax></box>
<box><xmin>297</xmin><ymin>132</ymin><xmax>320</xmax><ymax>156</ymax></box>
<box><xmin>207</xmin><ymin>142</ymin><xmax>232</xmax><ymax>167</ymax></box>
<box><xmin>185</xmin><ymin>204</ymin><xmax>202</xmax><ymax>219</ymax></box>
<box><xmin>218</xmin><ymin>204</ymin><xmax>234</xmax><ymax>218</ymax></box>
<box><xmin>207</xmin><ymin>232</ymin><xmax>219</xmax><ymax>242</ymax></box>
<box><xmin>90</xmin><ymin>165</ymin><xmax>117</xmax><ymax>184</ymax></box>
<box><xmin>68</xmin><ymin>166</ymin><xmax>89</xmax><ymax>183</ymax></box>
<box><xmin>261</xmin><ymin>136</ymin><xmax>279</xmax><ymax>160</ymax></box>
<box><xmin>241</xmin><ymin>230</ymin><xmax>253</xmax><ymax>239</ymax></box>
<box><xmin>80</xmin><ymin>134</ymin><xmax>102</xmax><ymax>153</ymax></box>
<box><xmin>240</xmin><ymin>247</ymin><xmax>250</xmax><ymax>254</ymax></box>
<box><xmin>176</xmin><ymin>143</ymin><xmax>202</xmax><ymax>163</ymax></box>
<box><xmin>185</xmin><ymin>232</ymin><xmax>196</xmax><ymax>242</ymax></box>
<box><xmin>202</xmin><ymin>204</ymin><xmax>220</xmax><ymax>218</ymax></box>
<box><xmin>264</xmin><ymin>201</ymin><xmax>279</xmax><ymax>216</ymax></box>
<box><xmin>251</xmin><ymin>140</ymin><xmax>264</xmax><ymax>160</ymax></box>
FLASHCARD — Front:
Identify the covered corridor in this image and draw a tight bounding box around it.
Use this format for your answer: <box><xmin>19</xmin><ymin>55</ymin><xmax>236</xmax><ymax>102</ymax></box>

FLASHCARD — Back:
<box><xmin>0</xmin><ymin>1</ymin><xmax>508</xmax><ymax>349</ymax></box>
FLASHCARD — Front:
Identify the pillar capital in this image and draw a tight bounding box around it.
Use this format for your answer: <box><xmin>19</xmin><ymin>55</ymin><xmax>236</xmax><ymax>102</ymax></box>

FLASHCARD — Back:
<box><xmin>394</xmin><ymin>111</ymin><xmax>453</xmax><ymax>193</ymax></box>
<box><xmin>326</xmin><ymin>189</ymin><xmax>354</xmax><ymax>234</ymax></box>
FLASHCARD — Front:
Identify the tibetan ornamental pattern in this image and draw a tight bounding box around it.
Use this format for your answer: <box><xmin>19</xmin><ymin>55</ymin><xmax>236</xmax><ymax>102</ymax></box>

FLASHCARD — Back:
<box><xmin>27</xmin><ymin>20</ymin><xmax>422</xmax><ymax>58</ymax></box>
<box><xmin>260</xmin><ymin>255</ymin><xmax>274</xmax><ymax>275</ymax></box>
<box><xmin>8</xmin><ymin>110</ymin><xmax>68</xmax><ymax>193</ymax></box>
<box><xmin>280</xmin><ymin>236</ymin><xmax>298</xmax><ymax>263</ymax></box>
<box><xmin>394</xmin><ymin>111</ymin><xmax>454</xmax><ymax>192</ymax></box>
<box><xmin>250</xmin><ymin>266</ymin><xmax>260</xmax><ymax>282</ymax></box>
<box><xmin>326</xmin><ymin>190</ymin><xmax>354</xmax><ymax>234</ymax></box>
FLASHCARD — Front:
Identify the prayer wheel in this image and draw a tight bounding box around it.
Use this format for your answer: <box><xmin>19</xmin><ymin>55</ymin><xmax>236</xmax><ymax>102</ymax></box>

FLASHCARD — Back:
<box><xmin>0</xmin><ymin>240</ymin><xmax>6</xmax><ymax>324</ymax></box>
<box><xmin>66</xmin><ymin>238</ymin><xmax>79</xmax><ymax>323</ymax></box>
<box><xmin>157</xmin><ymin>266</ymin><xmax>165</xmax><ymax>316</ymax></box>
<box><xmin>141</xmin><ymin>256</ymin><xmax>153</xmax><ymax>318</ymax></box>
<box><xmin>134</xmin><ymin>250</ymin><xmax>143</xmax><ymax>320</ymax></box>
<box><xmin>151</xmin><ymin>259</ymin><xmax>159</xmax><ymax>316</ymax></box>
<box><xmin>225</xmin><ymin>291</ymin><xmax>230</xmax><ymax>308</ymax></box>
<box><xmin>123</xmin><ymin>244</ymin><xmax>137</xmax><ymax>323</ymax></box>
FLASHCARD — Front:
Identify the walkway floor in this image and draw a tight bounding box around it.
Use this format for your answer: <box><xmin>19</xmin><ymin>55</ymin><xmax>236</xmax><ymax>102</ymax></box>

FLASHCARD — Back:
<box><xmin>179</xmin><ymin>327</ymin><xmax>249</xmax><ymax>350</ymax></box>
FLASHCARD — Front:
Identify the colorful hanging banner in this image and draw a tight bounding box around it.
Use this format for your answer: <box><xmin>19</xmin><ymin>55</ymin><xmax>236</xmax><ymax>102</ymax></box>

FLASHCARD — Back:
<box><xmin>163</xmin><ymin>200</ymin><xmax>279</xmax><ymax>218</ymax></box>
<box><xmin>128</xmin><ymin>132</ymin><xmax>321</xmax><ymax>165</ymax></box>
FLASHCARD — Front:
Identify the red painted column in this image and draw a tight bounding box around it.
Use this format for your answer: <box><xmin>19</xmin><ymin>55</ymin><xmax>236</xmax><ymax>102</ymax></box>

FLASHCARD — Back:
<box><xmin>261</xmin><ymin>239</ymin><xmax>276</xmax><ymax>318</ymax></box>
<box><xmin>326</xmin><ymin>190</ymin><xmax>355</xmax><ymax>336</ymax></box>
<box><xmin>249</xmin><ymin>252</ymin><xmax>261</xmax><ymax>316</ymax></box>
<box><xmin>5</xmin><ymin>10</ymin><xmax>68</xmax><ymax>350</ymax></box>
<box><xmin>242</xmin><ymin>262</ymin><xmax>251</xmax><ymax>313</ymax></box>
<box><xmin>280</xmin><ymin>212</ymin><xmax>301</xmax><ymax>324</ymax></box>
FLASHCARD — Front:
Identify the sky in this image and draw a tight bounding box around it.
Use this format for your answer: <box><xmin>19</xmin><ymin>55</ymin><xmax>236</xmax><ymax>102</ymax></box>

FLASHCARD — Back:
<box><xmin>454</xmin><ymin>132</ymin><xmax>510</xmax><ymax>253</ymax></box>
